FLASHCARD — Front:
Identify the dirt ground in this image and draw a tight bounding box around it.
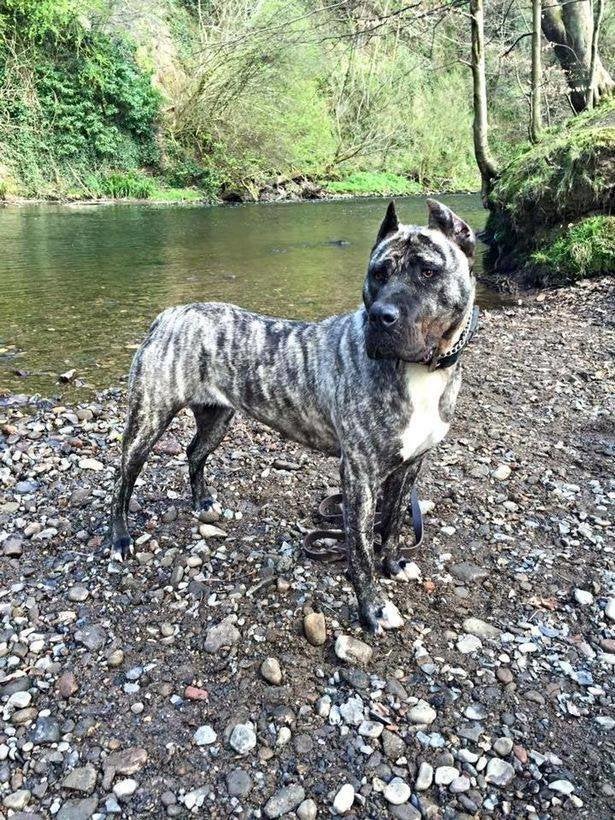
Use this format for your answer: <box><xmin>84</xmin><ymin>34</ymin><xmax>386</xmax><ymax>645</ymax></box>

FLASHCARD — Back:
<box><xmin>1</xmin><ymin>276</ymin><xmax>614</xmax><ymax>819</ymax></box>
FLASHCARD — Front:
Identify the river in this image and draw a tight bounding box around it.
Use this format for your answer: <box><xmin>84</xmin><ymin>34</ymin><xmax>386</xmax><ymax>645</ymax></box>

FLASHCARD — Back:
<box><xmin>0</xmin><ymin>194</ymin><xmax>502</xmax><ymax>397</ymax></box>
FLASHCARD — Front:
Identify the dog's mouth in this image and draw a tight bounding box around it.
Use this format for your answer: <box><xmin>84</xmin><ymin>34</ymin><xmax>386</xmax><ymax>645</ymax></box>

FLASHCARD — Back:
<box><xmin>364</xmin><ymin>335</ymin><xmax>437</xmax><ymax>364</ymax></box>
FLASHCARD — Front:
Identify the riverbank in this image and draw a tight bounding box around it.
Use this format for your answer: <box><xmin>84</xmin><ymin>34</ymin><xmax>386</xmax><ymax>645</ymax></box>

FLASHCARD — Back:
<box><xmin>1</xmin><ymin>277</ymin><xmax>614</xmax><ymax>818</ymax></box>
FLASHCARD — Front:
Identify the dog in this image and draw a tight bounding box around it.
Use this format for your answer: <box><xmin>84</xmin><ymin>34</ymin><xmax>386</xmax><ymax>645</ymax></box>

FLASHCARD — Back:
<box><xmin>109</xmin><ymin>199</ymin><xmax>476</xmax><ymax>635</ymax></box>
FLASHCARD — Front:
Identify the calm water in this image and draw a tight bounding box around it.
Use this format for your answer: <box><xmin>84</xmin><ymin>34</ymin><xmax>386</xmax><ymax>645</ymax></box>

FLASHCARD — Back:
<box><xmin>0</xmin><ymin>194</ymin><xmax>498</xmax><ymax>397</ymax></box>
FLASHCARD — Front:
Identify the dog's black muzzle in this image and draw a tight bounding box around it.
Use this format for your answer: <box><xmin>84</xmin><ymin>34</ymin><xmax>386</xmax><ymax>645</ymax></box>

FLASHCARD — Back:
<box><xmin>364</xmin><ymin>299</ymin><xmax>436</xmax><ymax>363</ymax></box>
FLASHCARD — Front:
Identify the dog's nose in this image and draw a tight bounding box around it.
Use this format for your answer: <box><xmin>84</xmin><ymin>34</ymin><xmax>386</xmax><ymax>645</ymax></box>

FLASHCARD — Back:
<box><xmin>369</xmin><ymin>302</ymin><xmax>399</xmax><ymax>328</ymax></box>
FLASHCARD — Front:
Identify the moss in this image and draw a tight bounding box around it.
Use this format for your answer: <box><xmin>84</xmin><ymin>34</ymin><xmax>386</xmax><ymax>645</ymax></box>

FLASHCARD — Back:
<box><xmin>485</xmin><ymin>101</ymin><xmax>615</xmax><ymax>287</ymax></box>
<box><xmin>530</xmin><ymin>216</ymin><xmax>615</xmax><ymax>283</ymax></box>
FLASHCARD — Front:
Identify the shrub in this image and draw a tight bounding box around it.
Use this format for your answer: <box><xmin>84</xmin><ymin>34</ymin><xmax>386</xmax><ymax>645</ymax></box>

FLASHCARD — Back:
<box><xmin>531</xmin><ymin>217</ymin><xmax>615</xmax><ymax>282</ymax></box>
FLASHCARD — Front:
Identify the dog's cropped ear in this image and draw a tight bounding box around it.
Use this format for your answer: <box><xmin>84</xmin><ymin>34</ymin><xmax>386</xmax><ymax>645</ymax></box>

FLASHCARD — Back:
<box><xmin>426</xmin><ymin>199</ymin><xmax>475</xmax><ymax>261</ymax></box>
<box><xmin>375</xmin><ymin>201</ymin><xmax>399</xmax><ymax>247</ymax></box>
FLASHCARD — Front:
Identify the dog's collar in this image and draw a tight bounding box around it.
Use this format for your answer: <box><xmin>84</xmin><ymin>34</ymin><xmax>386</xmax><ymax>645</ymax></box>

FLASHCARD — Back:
<box><xmin>432</xmin><ymin>305</ymin><xmax>479</xmax><ymax>370</ymax></box>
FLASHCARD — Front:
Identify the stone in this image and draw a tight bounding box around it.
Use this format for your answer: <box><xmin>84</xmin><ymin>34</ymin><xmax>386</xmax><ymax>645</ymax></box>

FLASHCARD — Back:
<box><xmin>450</xmin><ymin>775</ymin><xmax>471</xmax><ymax>793</ymax></box>
<box><xmin>384</xmin><ymin>777</ymin><xmax>411</xmax><ymax>805</ymax></box>
<box><xmin>605</xmin><ymin>598</ymin><xmax>615</xmax><ymax>622</ymax></box>
<box><xmin>263</xmin><ymin>784</ymin><xmax>306</xmax><ymax>818</ymax></box>
<box><xmin>198</xmin><ymin>523</ymin><xmax>227</xmax><ymax>539</ymax></box>
<box><xmin>184</xmin><ymin>787</ymin><xmax>207</xmax><ymax>811</ymax></box>
<box><xmin>56</xmin><ymin>797</ymin><xmax>98</xmax><ymax>820</ymax></box>
<box><xmin>415</xmin><ymin>761</ymin><xmax>434</xmax><ymax>791</ymax></box>
<box><xmin>485</xmin><ymin>757</ymin><xmax>515</xmax><ymax>787</ymax></box>
<box><xmin>32</xmin><ymin>716</ymin><xmax>60</xmax><ymax>744</ymax></box>
<box><xmin>332</xmin><ymin>783</ymin><xmax>355</xmax><ymax>814</ymax></box>
<box><xmin>450</xmin><ymin>563</ymin><xmax>487</xmax><ymax>583</ymax></box>
<box><xmin>549</xmin><ymin>779</ymin><xmax>575</xmax><ymax>795</ymax></box>
<box><xmin>493</xmin><ymin>737</ymin><xmax>513</xmax><ymax>757</ymax></box>
<box><xmin>68</xmin><ymin>586</ymin><xmax>89</xmax><ymax>602</ymax></box>
<box><xmin>113</xmin><ymin>779</ymin><xmax>138</xmax><ymax>799</ymax></box>
<box><xmin>184</xmin><ymin>685</ymin><xmax>208</xmax><ymax>701</ymax></box>
<box><xmin>3</xmin><ymin>790</ymin><xmax>31</xmax><ymax>810</ymax></box>
<box><xmin>334</xmin><ymin>635</ymin><xmax>373</xmax><ymax>665</ymax></box>
<box><xmin>496</xmin><ymin>667</ymin><xmax>514</xmax><ymax>684</ymax></box>
<box><xmin>358</xmin><ymin>720</ymin><xmax>383</xmax><ymax>738</ymax></box>
<box><xmin>57</xmin><ymin>671</ymin><xmax>78</xmax><ymax>698</ymax></box>
<box><xmin>457</xmin><ymin>634</ymin><xmax>482</xmax><ymax>653</ymax></box>
<box><xmin>435</xmin><ymin>766</ymin><xmax>459</xmax><ymax>786</ymax></box>
<box><xmin>297</xmin><ymin>798</ymin><xmax>318</xmax><ymax>820</ymax></box>
<box><xmin>230</xmin><ymin>722</ymin><xmax>257</xmax><ymax>754</ymax></box>
<box><xmin>462</xmin><ymin>617</ymin><xmax>501</xmax><ymax>639</ymax></box>
<box><xmin>62</xmin><ymin>765</ymin><xmax>97</xmax><ymax>794</ymax></box>
<box><xmin>407</xmin><ymin>699</ymin><xmax>436</xmax><ymax>725</ymax></box>
<box><xmin>193</xmin><ymin>725</ymin><xmax>217</xmax><ymax>746</ymax></box>
<box><xmin>104</xmin><ymin>747</ymin><xmax>147</xmax><ymax>775</ymax></box>
<box><xmin>304</xmin><ymin>612</ymin><xmax>327</xmax><ymax>646</ymax></box>
<box><xmin>107</xmin><ymin>650</ymin><xmax>124</xmax><ymax>667</ymax></box>
<box><xmin>204</xmin><ymin>617</ymin><xmax>240</xmax><ymax>653</ymax></box>
<box><xmin>493</xmin><ymin>464</ymin><xmax>511</xmax><ymax>480</ymax></box>
<box><xmin>226</xmin><ymin>768</ymin><xmax>252</xmax><ymax>798</ymax></box>
<box><xmin>382</xmin><ymin>729</ymin><xmax>406</xmax><ymax>761</ymax></box>
<box><xmin>78</xmin><ymin>458</ymin><xmax>104</xmax><ymax>471</ymax></box>
<box><xmin>260</xmin><ymin>657</ymin><xmax>283</xmax><ymax>685</ymax></box>
<box><xmin>74</xmin><ymin>624</ymin><xmax>106</xmax><ymax>651</ymax></box>
<box><xmin>3</xmin><ymin>537</ymin><xmax>23</xmax><ymax>557</ymax></box>
<box><xmin>574</xmin><ymin>589</ymin><xmax>594</xmax><ymax>606</ymax></box>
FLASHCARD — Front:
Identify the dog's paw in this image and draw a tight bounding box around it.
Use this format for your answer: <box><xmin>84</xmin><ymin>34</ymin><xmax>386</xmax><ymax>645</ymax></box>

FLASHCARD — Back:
<box><xmin>195</xmin><ymin>497</ymin><xmax>222</xmax><ymax>523</ymax></box>
<box><xmin>110</xmin><ymin>536</ymin><xmax>133</xmax><ymax>562</ymax></box>
<box><xmin>361</xmin><ymin>598</ymin><xmax>404</xmax><ymax>636</ymax></box>
<box><xmin>383</xmin><ymin>557</ymin><xmax>421</xmax><ymax>583</ymax></box>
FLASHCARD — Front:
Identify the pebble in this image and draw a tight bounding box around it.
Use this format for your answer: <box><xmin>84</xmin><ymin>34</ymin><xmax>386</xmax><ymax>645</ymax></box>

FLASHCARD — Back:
<box><xmin>334</xmin><ymin>635</ymin><xmax>373</xmax><ymax>665</ymax></box>
<box><xmin>332</xmin><ymin>783</ymin><xmax>355</xmax><ymax>814</ymax></box>
<box><xmin>384</xmin><ymin>777</ymin><xmax>411</xmax><ymax>805</ymax></box>
<box><xmin>605</xmin><ymin>598</ymin><xmax>615</xmax><ymax>621</ymax></box>
<box><xmin>574</xmin><ymin>588</ymin><xmax>594</xmax><ymax>605</ymax></box>
<box><xmin>358</xmin><ymin>720</ymin><xmax>383</xmax><ymax>738</ymax></box>
<box><xmin>226</xmin><ymin>768</ymin><xmax>252</xmax><ymax>798</ymax></box>
<box><xmin>74</xmin><ymin>624</ymin><xmax>106</xmax><ymax>651</ymax></box>
<box><xmin>260</xmin><ymin>657</ymin><xmax>283</xmax><ymax>685</ymax></box>
<box><xmin>462</xmin><ymin>616</ymin><xmax>501</xmax><ymax>639</ymax></box>
<box><xmin>194</xmin><ymin>725</ymin><xmax>217</xmax><ymax>746</ymax></box>
<box><xmin>57</xmin><ymin>797</ymin><xmax>98</xmax><ymax>820</ymax></box>
<box><xmin>3</xmin><ymin>790</ymin><xmax>31</xmax><ymax>810</ymax></box>
<box><xmin>57</xmin><ymin>671</ymin><xmax>78</xmax><ymax>698</ymax></box>
<box><xmin>549</xmin><ymin>779</ymin><xmax>575</xmax><ymax>795</ymax></box>
<box><xmin>297</xmin><ymin>798</ymin><xmax>318</xmax><ymax>820</ymax></box>
<box><xmin>415</xmin><ymin>761</ymin><xmax>434</xmax><ymax>791</ymax></box>
<box><xmin>263</xmin><ymin>784</ymin><xmax>306</xmax><ymax>818</ymax></box>
<box><xmin>435</xmin><ymin>766</ymin><xmax>459</xmax><ymax>786</ymax></box>
<box><xmin>496</xmin><ymin>667</ymin><xmax>514</xmax><ymax>684</ymax></box>
<box><xmin>449</xmin><ymin>562</ymin><xmax>487</xmax><ymax>583</ymax></box>
<box><xmin>304</xmin><ymin>611</ymin><xmax>327</xmax><ymax>646</ymax></box>
<box><xmin>107</xmin><ymin>649</ymin><xmax>125</xmax><ymax>667</ymax></box>
<box><xmin>493</xmin><ymin>464</ymin><xmax>512</xmax><ymax>480</ymax></box>
<box><xmin>204</xmin><ymin>616</ymin><xmax>240</xmax><ymax>653</ymax></box>
<box><xmin>113</xmin><ymin>778</ymin><xmax>138</xmax><ymax>799</ymax></box>
<box><xmin>67</xmin><ymin>585</ymin><xmax>89</xmax><ymax>602</ymax></box>
<box><xmin>3</xmin><ymin>537</ymin><xmax>23</xmax><ymax>557</ymax></box>
<box><xmin>62</xmin><ymin>765</ymin><xmax>97</xmax><ymax>793</ymax></box>
<box><xmin>32</xmin><ymin>716</ymin><xmax>60</xmax><ymax>743</ymax></box>
<box><xmin>229</xmin><ymin>722</ymin><xmax>257</xmax><ymax>754</ymax></box>
<box><xmin>407</xmin><ymin>699</ymin><xmax>437</xmax><ymax>724</ymax></box>
<box><xmin>485</xmin><ymin>757</ymin><xmax>515</xmax><ymax>787</ymax></box>
<box><xmin>493</xmin><ymin>737</ymin><xmax>514</xmax><ymax>757</ymax></box>
<box><xmin>457</xmin><ymin>634</ymin><xmax>482</xmax><ymax>654</ymax></box>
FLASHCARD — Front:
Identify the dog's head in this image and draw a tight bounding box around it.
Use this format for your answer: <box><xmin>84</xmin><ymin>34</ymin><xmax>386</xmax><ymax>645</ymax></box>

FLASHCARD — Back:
<box><xmin>363</xmin><ymin>200</ymin><xmax>476</xmax><ymax>364</ymax></box>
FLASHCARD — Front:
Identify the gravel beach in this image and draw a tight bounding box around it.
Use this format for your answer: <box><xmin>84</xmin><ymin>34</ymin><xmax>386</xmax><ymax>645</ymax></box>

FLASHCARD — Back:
<box><xmin>1</xmin><ymin>277</ymin><xmax>613</xmax><ymax>819</ymax></box>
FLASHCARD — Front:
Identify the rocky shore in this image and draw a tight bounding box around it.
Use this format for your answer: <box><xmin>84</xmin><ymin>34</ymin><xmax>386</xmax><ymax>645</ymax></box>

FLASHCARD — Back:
<box><xmin>1</xmin><ymin>277</ymin><xmax>614</xmax><ymax>819</ymax></box>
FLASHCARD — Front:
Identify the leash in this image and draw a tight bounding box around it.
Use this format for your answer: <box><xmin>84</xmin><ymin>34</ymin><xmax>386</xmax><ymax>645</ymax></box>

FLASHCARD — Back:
<box><xmin>302</xmin><ymin>306</ymin><xmax>479</xmax><ymax>563</ymax></box>
<box><xmin>303</xmin><ymin>487</ymin><xmax>424</xmax><ymax>563</ymax></box>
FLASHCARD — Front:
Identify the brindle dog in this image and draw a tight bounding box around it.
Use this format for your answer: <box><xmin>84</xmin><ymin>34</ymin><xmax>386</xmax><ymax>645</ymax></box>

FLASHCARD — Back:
<box><xmin>109</xmin><ymin>200</ymin><xmax>476</xmax><ymax>635</ymax></box>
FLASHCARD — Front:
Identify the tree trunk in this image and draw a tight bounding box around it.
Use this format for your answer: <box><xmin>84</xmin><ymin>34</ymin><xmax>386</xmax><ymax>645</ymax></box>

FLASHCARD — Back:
<box><xmin>530</xmin><ymin>0</ymin><xmax>542</xmax><ymax>143</ymax></box>
<box><xmin>589</xmin><ymin>0</ymin><xmax>606</xmax><ymax>108</ymax></box>
<box><xmin>541</xmin><ymin>0</ymin><xmax>614</xmax><ymax>112</ymax></box>
<box><xmin>470</xmin><ymin>0</ymin><xmax>498</xmax><ymax>199</ymax></box>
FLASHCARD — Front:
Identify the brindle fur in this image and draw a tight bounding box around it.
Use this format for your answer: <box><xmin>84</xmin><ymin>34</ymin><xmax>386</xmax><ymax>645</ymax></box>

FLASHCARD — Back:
<box><xmin>109</xmin><ymin>199</ymin><xmax>476</xmax><ymax>635</ymax></box>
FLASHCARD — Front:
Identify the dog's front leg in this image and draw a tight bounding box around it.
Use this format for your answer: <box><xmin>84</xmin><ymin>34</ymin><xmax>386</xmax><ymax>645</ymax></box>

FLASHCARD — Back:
<box><xmin>341</xmin><ymin>454</ymin><xmax>404</xmax><ymax>635</ymax></box>
<box><xmin>380</xmin><ymin>458</ymin><xmax>423</xmax><ymax>581</ymax></box>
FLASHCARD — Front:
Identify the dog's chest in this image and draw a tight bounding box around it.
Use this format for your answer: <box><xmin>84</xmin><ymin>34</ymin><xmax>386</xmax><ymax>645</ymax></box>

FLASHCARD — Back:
<box><xmin>398</xmin><ymin>367</ymin><xmax>454</xmax><ymax>462</ymax></box>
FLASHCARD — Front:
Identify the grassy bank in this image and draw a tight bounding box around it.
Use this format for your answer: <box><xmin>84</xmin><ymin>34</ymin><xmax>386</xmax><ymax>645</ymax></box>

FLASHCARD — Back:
<box><xmin>485</xmin><ymin>102</ymin><xmax>615</xmax><ymax>287</ymax></box>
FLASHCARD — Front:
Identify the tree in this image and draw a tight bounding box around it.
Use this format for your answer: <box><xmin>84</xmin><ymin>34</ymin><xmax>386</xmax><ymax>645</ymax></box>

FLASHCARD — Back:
<box><xmin>541</xmin><ymin>0</ymin><xmax>614</xmax><ymax>112</ymax></box>
<box><xmin>470</xmin><ymin>0</ymin><xmax>499</xmax><ymax>198</ymax></box>
<box><xmin>530</xmin><ymin>0</ymin><xmax>542</xmax><ymax>142</ymax></box>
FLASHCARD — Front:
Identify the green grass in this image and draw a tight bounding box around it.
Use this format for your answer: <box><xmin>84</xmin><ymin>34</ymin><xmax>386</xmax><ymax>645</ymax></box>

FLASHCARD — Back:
<box><xmin>321</xmin><ymin>171</ymin><xmax>423</xmax><ymax>197</ymax></box>
<box><xmin>150</xmin><ymin>186</ymin><xmax>205</xmax><ymax>202</ymax></box>
<box><xmin>531</xmin><ymin>216</ymin><xmax>615</xmax><ymax>282</ymax></box>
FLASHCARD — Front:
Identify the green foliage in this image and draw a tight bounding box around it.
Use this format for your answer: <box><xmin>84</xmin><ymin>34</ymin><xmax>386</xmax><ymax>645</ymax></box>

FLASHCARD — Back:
<box><xmin>323</xmin><ymin>171</ymin><xmax>422</xmax><ymax>196</ymax></box>
<box><xmin>94</xmin><ymin>170</ymin><xmax>155</xmax><ymax>199</ymax></box>
<box><xmin>531</xmin><ymin>217</ymin><xmax>615</xmax><ymax>282</ymax></box>
<box><xmin>0</xmin><ymin>0</ymin><xmax>161</xmax><ymax>197</ymax></box>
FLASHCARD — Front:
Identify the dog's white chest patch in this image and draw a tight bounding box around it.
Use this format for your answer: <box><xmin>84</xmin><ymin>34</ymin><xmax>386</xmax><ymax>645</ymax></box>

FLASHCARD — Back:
<box><xmin>399</xmin><ymin>367</ymin><xmax>451</xmax><ymax>462</ymax></box>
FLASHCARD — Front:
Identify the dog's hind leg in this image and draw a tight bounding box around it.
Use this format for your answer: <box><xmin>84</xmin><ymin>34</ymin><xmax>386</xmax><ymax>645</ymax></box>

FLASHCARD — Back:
<box><xmin>187</xmin><ymin>403</ymin><xmax>234</xmax><ymax>511</ymax></box>
<box><xmin>110</xmin><ymin>395</ymin><xmax>179</xmax><ymax>561</ymax></box>
<box><xmin>380</xmin><ymin>458</ymin><xmax>423</xmax><ymax>581</ymax></box>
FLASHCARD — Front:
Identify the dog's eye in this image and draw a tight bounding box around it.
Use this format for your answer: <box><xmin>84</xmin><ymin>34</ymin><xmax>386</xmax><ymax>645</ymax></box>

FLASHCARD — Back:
<box><xmin>372</xmin><ymin>266</ymin><xmax>389</xmax><ymax>283</ymax></box>
<box><xmin>422</xmin><ymin>268</ymin><xmax>437</xmax><ymax>279</ymax></box>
